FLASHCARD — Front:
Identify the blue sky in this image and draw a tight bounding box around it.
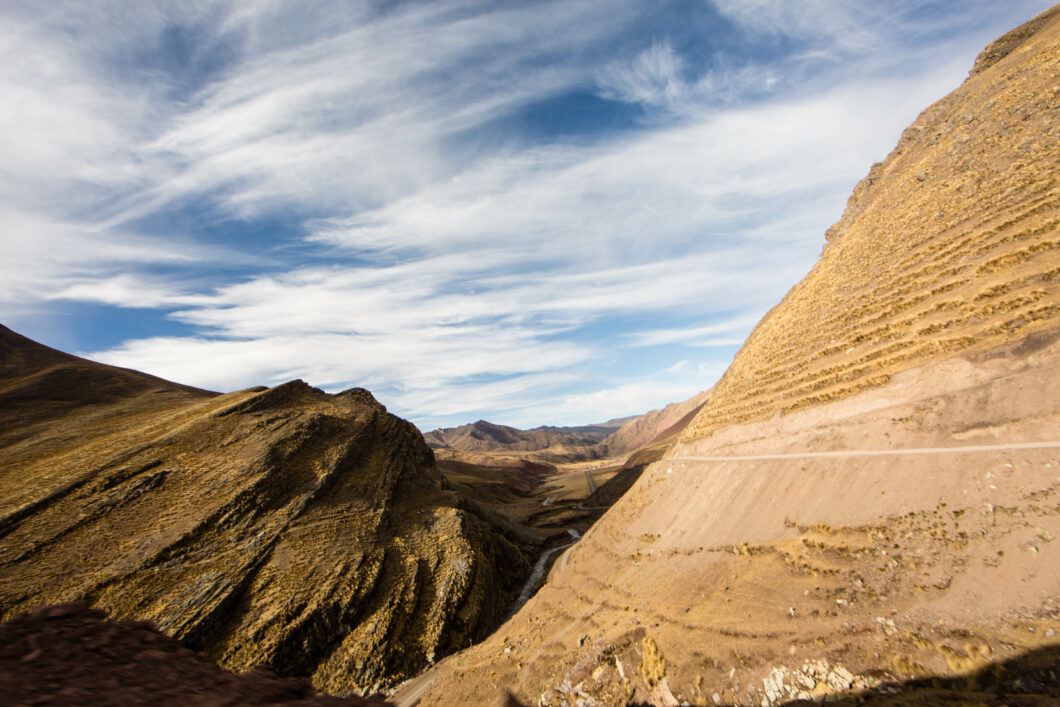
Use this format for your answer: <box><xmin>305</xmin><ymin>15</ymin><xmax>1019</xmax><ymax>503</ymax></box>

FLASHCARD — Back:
<box><xmin>0</xmin><ymin>1</ymin><xmax>1053</xmax><ymax>430</ymax></box>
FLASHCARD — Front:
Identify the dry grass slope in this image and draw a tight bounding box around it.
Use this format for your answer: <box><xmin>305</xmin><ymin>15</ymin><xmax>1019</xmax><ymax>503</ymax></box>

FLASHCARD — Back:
<box><xmin>0</xmin><ymin>326</ymin><xmax>535</xmax><ymax>695</ymax></box>
<box><xmin>399</xmin><ymin>8</ymin><xmax>1060</xmax><ymax>707</ymax></box>
<box><xmin>683</xmin><ymin>5</ymin><xmax>1060</xmax><ymax>441</ymax></box>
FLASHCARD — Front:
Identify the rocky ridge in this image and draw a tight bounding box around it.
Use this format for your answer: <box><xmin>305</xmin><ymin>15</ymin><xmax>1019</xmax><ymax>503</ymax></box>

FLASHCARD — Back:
<box><xmin>0</xmin><ymin>602</ymin><xmax>391</xmax><ymax>706</ymax></box>
<box><xmin>0</xmin><ymin>325</ymin><xmax>534</xmax><ymax>695</ymax></box>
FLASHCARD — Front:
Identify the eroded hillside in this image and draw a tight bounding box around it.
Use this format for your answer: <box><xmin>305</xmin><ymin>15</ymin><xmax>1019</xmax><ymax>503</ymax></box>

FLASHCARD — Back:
<box><xmin>682</xmin><ymin>5</ymin><xmax>1060</xmax><ymax>441</ymax></box>
<box><xmin>402</xmin><ymin>7</ymin><xmax>1060</xmax><ymax>706</ymax></box>
<box><xmin>0</xmin><ymin>325</ymin><xmax>534</xmax><ymax>695</ymax></box>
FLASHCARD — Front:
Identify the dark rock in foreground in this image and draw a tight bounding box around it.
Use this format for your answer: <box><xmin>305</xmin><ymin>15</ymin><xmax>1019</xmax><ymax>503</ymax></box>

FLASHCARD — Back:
<box><xmin>0</xmin><ymin>602</ymin><xmax>391</xmax><ymax>706</ymax></box>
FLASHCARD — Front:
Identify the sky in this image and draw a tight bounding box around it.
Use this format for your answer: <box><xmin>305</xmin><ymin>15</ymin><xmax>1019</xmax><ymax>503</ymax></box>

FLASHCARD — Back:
<box><xmin>0</xmin><ymin>0</ymin><xmax>1054</xmax><ymax>431</ymax></box>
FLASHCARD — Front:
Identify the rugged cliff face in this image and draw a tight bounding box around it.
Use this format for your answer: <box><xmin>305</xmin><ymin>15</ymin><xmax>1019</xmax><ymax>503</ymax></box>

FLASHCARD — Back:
<box><xmin>0</xmin><ymin>325</ymin><xmax>534</xmax><ymax>695</ymax></box>
<box><xmin>403</xmin><ymin>7</ymin><xmax>1060</xmax><ymax>706</ymax></box>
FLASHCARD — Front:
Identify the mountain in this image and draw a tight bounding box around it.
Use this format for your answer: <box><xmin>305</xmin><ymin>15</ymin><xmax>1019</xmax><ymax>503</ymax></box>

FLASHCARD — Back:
<box><xmin>0</xmin><ymin>602</ymin><xmax>390</xmax><ymax>706</ymax></box>
<box><xmin>424</xmin><ymin>391</ymin><xmax>708</xmax><ymax>465</ymax></box>
<box><xmin>422</xmin><ymin>393</ymin><xmax>712</xmax><ymax>538</ymax></box>
<box><xmin>599</xmin><ymin>389</ymin><xmax>711</xmax><ymax>454</ymax></box>
<box><xmin>0</xmin><ymin>324</ymin><xmax>535</xmax><ymax>695</ymax></box>
<box><xmin>423</xmin><ymin>419</ymin><xmax>623</xmax><ymax>462</ymax></box>
<box><xmin>402</xmin><ymin>7</ymin><xmax>1060</xmax><ymax>705</ymax></box>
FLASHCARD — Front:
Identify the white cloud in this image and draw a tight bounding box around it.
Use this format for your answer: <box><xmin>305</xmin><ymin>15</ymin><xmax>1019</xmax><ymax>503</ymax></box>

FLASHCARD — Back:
<box><xmin>597</xmin><ymin>41</ymin><xmax>688</xmax><ymax>110</ymax></box>
<box><xmin>0</xmin><ymin>210</ymin><xmax>209</xmax><ymax>306</ymax></box>
<box><xmin>3</xmin><ymin>0</ymin><xmax>1056</xmax><ymax>429</ymax></box>
<box><xmin>628</xmin><ymin>316</ymin><xmax>762</xmax><ymax>348</ymax></box>
<box><xmin>77</xmin><ymin>36</ymin><xmax>985</xmax><ymax>429</ymax></box>
<box><xmin>79</xmin><ymin>63</ymin><xmax>950</xmax><ymax>427</ymax></box>
<box><xmin>539</xmin><ymin>375</ymin><xmax>708</xmax><ymax>426</ymax></box>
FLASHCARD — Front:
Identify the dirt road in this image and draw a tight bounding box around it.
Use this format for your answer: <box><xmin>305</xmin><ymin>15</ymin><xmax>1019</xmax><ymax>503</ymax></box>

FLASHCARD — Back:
<box><xmin>670</xmin><ymin>439</ymin><xmax>1060</xmax><ymax>463</ymax></box>
<box><xmin>584</xmin><ymin>467</ymin><xmax>597</xmax><ymax>494</ymax></box>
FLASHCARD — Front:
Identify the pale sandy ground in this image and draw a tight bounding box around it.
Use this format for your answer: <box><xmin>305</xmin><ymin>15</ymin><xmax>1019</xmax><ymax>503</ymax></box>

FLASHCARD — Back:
<box><xmin>396</xmin><ymin>327</ymin><xmax>1060</xmax><ymax>706</ymax></box>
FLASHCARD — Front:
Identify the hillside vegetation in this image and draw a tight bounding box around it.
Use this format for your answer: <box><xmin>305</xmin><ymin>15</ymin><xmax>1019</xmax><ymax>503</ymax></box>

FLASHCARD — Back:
<box><xmin>684</xmin><ymin>5</ymin><xmax>1060</xmax><ymax>440</ymax></box>
<box><xmin>0</xmin><ymin>325</ymin><xmax>534</xmax><ymax>695</ymax></box>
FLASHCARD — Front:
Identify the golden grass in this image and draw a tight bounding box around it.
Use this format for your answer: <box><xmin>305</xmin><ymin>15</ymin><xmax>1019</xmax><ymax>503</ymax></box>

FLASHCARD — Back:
<box><xmin>683</xmin><ymin>14</ymin><xmax>1060</xmax><ymax>441</ymax></box>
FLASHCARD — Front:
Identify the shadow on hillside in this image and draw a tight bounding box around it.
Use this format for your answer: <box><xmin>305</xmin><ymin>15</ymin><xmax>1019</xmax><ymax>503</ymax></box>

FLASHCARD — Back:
<box><xmin>504</xmin><ymin>643</ymin><xmax>1059</xmax><ymax>706</ymax></box>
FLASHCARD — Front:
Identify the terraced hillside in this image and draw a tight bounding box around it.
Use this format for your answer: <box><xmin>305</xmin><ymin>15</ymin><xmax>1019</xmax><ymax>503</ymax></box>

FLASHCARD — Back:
<box><xmin>401</xmin><ymin>8</ymin><xmax>1060</xmax><ymax>706</ymax></box>
<box><xmin>683</xmin><ymin>5</ymin><xmax>1060</xmax><ymax>441</ymax></box>
<box><xmin>0</xmin><ymin>325</ymin><xmax>534</xmax><ymax>695</ymax></box>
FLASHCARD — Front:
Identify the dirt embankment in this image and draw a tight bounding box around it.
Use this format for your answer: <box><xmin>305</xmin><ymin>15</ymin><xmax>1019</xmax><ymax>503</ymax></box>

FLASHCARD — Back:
<box><xmin>403</xmin><ymin>331</ymin><xmax>1060</xmax><ymax>706</ymax></box>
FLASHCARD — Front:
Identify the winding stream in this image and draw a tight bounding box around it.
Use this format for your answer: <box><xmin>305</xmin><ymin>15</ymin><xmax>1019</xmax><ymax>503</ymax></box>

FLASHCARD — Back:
<box><xmin>506</xmin><ymin>529</ymin><xmax>580</xmax><ymax>620</ymax></box>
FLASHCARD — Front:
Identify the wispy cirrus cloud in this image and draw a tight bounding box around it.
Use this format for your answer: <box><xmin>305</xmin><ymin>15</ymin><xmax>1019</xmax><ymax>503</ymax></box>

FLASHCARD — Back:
<box><xmin>0</xmin><ymin>0</ymin><xmax>1054</xmax><ymax>429</ymax></box>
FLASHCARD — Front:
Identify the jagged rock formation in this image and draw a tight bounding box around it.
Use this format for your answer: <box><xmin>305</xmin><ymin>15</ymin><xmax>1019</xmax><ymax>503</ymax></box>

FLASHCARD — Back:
<box><xmin>402</xmin><ymin>7</ymin><xmax>1060</xmax><ymax>706</ymax></box>
<box><xmin>0</xmin><ymin>325</ymin><xmax>534</xmax><ymax>695</ymax></box>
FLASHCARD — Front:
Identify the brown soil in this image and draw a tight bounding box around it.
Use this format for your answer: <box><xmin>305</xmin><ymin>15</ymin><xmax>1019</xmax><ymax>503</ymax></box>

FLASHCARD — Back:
<box><xmin>0</xmin><ymin>602</ymin><xmax>391</xmax><ymax>706</ymax></box>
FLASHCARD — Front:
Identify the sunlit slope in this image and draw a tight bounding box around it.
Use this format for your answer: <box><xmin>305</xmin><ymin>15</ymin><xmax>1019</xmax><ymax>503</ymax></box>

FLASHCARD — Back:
<box><xmin>684</xmin><ymin>5</ymin><xmax>1060</xmax><ymax>441</ymax></box>
<box><xmin>404</xmin><ymin>8</ymin><xmax>1060</xmax><ymax>706</ymax></box>
<box><xmin>0</xmin><ymin>326</ymin><xmax>533</xmax><ymax>695</ymax></box>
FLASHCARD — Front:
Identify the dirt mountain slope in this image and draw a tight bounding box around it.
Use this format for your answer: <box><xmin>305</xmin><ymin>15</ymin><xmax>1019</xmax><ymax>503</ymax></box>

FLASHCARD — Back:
<box><xmin>682</xmin><ymin>4</ymin><xmax>1060</xmax><ymax>442</ymax></box>
<box><xmin>0</xmin><ymin>326</ymin><xmax>534</xmax><ymax>695</ymax></box>
<box><xmin>601</xmin><ymin>389</ymin><xmax>711</xmax><ymax>454</ymax></box>
<box><xmin>403</xmin><ymin>7</ymin><xmax>1060</xmax><ymax>706</ymax></box>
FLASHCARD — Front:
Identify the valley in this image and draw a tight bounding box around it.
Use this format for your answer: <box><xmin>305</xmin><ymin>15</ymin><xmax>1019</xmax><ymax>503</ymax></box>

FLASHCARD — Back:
<box><xmin>3</xmin><ymin>4</ymin><xmax>1060</xmax><ymax>707</ymax></box>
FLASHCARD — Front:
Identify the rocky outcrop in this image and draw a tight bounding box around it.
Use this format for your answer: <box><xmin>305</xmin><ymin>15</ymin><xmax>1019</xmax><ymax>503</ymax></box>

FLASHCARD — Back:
<box><xmin>0</xmin><ymin>325</ymin><xmax>534</xmax><ymax>695</ymax></box>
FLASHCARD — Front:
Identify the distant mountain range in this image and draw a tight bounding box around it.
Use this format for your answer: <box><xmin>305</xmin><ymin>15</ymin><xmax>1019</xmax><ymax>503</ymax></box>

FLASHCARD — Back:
<box><xmin>424</xmin><ymin>390</ymin><xmax>710</xmax><ymax>464</ymax></box>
